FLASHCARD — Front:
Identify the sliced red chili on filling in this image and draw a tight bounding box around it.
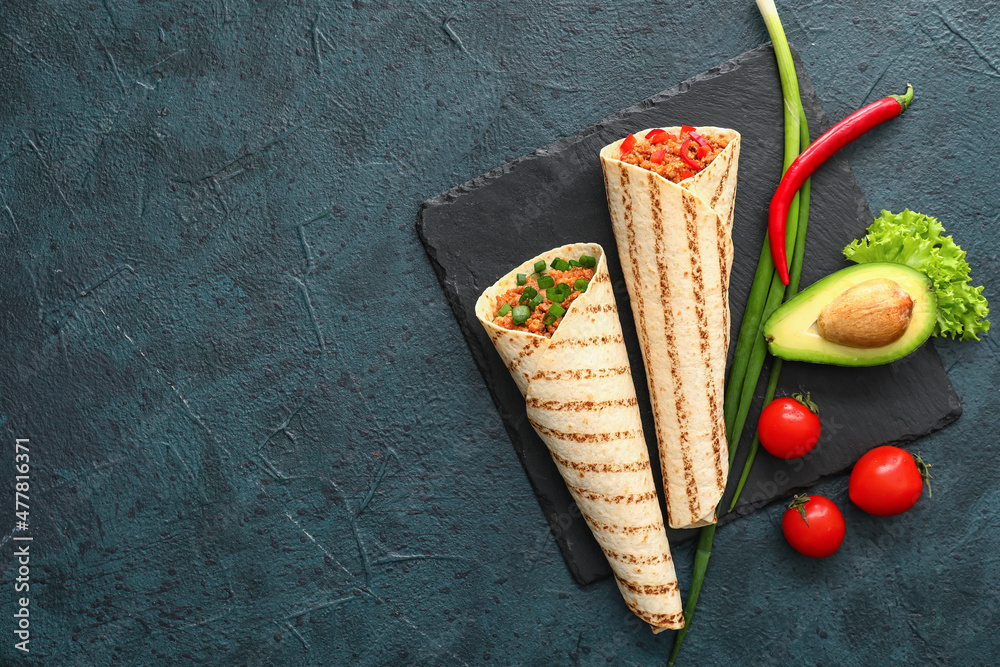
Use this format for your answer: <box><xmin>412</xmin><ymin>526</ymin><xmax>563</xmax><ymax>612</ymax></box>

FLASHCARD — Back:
<box><xmin>679</xmin><ymin>140</ymin><xmax>702</xmax><ymax>171</ymax></box>
<box><xmin>688</xmin><ymin>130</ymin><xmax>711</xmax><ymax>148</ymax></box>
<box><xmin>619</xmin><ymin>133</ymin><xmax>637</xmax><ymax>157</ymax></box>
<box><xmin>645</xmin><ymin>128</ymin><xmax>668</xmax><ymax>144</ymax></box>
<box><xmin>616</xmin><ymin>126</ymin><xmax>729</xmax><ymax>183</ymax></box>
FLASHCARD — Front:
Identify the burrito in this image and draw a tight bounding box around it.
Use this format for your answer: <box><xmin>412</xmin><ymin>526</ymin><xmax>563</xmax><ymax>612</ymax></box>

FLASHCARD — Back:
<box><xmin>599</xmin><ymin>126</ymin><xmax>741</xmax><ymax>529</ymax></box>
<box><xmin>476</xmin><ymin>243</ymin><xmax>684</xmax><ymax>632</ymax></box>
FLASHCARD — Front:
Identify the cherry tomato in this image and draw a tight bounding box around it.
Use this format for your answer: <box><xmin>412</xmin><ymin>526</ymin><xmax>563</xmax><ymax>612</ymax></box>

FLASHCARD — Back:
<box><xmin>781</xmin><ymin>494</ymin><xmax>845</xmax><ymax>558</ymax></box>
<box><xmin>757</xmin><ymin>394</ymin><xmax>821</xmax><ymax>459</ymax></box>
<box><xmin>849</xmin><ymin>446</ymin><xmax>932</xmax><ymax>516</ymax></box>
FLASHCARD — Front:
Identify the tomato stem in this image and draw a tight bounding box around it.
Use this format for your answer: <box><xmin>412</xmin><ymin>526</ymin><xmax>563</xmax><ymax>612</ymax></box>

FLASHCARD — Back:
<box><xmin>915</xmin><ymin>452</ymin><xmax>934</xmax><ymax>498</ymax></box>
<box><xmin>792</xmin><ymin>391</ymin><xmax>819</xmax><ymax>414</ymax></box>
<box><xmin>789</xmin><ymin>494</ymin><xmax>811</xmax><ymax>525</ymax></box>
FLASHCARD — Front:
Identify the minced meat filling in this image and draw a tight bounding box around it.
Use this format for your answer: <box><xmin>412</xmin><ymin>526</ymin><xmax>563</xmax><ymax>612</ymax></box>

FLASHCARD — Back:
<box><xmin>494</xmin><ymin>265</ymin><xmax>595</xmax><ymax>338</ymax></box>
<box><xmin>619</xmin><ymin>127</ymin><xmax>729</xmax><ymax>184</ymax></box>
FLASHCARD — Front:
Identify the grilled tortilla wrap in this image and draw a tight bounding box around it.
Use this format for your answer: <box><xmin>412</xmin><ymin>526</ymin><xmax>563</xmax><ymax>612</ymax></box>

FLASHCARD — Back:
<box><xmin>600</xmin><ymin>128</ymin><xmax>741</xmax><ymax>529</ymax></box>
<box><xmin>476</xmin><ymin>243</ymin><xmax>684</xmax><ymax>632</ymax></box>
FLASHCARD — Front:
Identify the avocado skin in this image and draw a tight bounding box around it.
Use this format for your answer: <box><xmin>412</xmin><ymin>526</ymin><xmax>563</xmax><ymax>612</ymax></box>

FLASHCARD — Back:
<box><xmin>763</xmin><ymin>263</ymin><xmax>937</xmax><ymax>367</ymax></box>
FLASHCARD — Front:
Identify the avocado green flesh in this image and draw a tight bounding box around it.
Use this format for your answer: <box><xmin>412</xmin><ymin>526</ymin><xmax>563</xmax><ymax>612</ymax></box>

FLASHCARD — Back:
<box><xmin>763</xmin><ymin>263</ymin><xmax>937</xmax><ymax>367</ymax></box>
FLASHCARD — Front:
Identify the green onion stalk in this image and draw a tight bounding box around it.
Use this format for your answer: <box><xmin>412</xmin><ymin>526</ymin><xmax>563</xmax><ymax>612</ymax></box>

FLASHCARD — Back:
<box><xmin>730</xmin><ymin>115</ymin><xmax>811</xmax><ymax>509</ymax></box>
<box><xmin>667</xmin><ymin>1</ymin><xmax>812</xmax><ymax>664</ymax></box>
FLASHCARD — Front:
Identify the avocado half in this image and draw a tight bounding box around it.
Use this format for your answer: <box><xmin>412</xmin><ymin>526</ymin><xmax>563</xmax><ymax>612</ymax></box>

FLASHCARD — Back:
<box><xmin>763</xmin><ymin>262</ymin><xmax>937</xmax><ymax>367</ymax></box>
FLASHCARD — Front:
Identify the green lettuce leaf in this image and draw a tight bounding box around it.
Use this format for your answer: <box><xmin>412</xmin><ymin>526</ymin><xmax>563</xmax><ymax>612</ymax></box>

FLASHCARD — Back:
<box><xmin>843</xmin><ymin>209</ymin><xmax>990</xmax><ymax>341</ymax></box>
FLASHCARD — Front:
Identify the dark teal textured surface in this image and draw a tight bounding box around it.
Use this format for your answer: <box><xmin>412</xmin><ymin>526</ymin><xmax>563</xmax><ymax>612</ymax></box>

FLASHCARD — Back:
<box><xmin>0</xmin><ymin>1</ymin><xmax>997</xmax><ymax>665</ymax></box>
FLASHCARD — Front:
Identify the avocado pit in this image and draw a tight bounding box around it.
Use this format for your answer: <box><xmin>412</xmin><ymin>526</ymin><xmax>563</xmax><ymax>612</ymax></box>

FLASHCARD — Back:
<box><xmin>816</xmin><ymin>278</ymin><xmax>914</xmax><ymax>348</ymax></box>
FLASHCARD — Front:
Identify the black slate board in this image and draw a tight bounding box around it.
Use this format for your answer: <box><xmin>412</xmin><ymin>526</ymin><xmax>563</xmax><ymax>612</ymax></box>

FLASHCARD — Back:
<box><xmin>417</xmin><ymin>45</ymin><xmax>962</xmax><ymax>585</ymax></box>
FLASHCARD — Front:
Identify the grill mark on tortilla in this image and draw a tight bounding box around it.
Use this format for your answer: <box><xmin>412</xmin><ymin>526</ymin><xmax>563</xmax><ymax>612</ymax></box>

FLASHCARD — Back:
<box><xmin>644</xmin><ymin>172</ymin><xmax>673</xmax><ymax>522</ymax></box>
<box><xmin>715</xmin><ymin>196</ymin><xmax>731</xmax><ymax>423</ymax></box>
<box><xmin>565</xmin><ymin>484</ymin><xmax>656</xmax><ymax>505</ymax></box>
<box><xmin>581</xmin><ymin>303</ymin><xmax>616</xmax><ymax>314</ymax></box>
<box><xmin>604</xmin><ymin>549</ymin><xmax>672</xmax><ymax>566</ymax></box>
<box><xmin>531</xmin><ymin>366</ymin><xmax>629</xmax><ymax>381</ymax></box>
<box><xmin>529</xmin><ymin>419</ymin><xmax>640</xmax><ymax>443</ymax></box>
<box><xmin>725</xmin><ymin>148</ymin><xmax>736</xmax><ymax>223</ymax></box>
<box><xmin>709</xmin><ymin>149</ymin><xmax>728</xmax><ymax>209</ymax></box>
<box><xmin>547</xmin><ymin>449</ymin><xmax>650</xmax><ymax>473</ymax></box>
<box><xmin>580</xmin><ymin>512</ymin><xmax>664</xmax><ymax>535</ymax></box>
<box><xmin>526</xmin><ymin>396</ymin><xmax>638</xmax><ymax>411</ymax></box>
<box><xmin>659</xmin><ymin>177</ymin><xmax>698</xmax><ymax>521</ymax></box>
<box><xmin>614</xmin><ymin>574</ymin><xmax>680</xmax><ymax>595</ymax></box>
<box><xmin>628</xmin><ymin>606</ymin><xmax>685</xmax><ymax>627</ymax></box>
<box><xmin>713</xmin><ymin>149</ymin><xmax>734</xmax><ymax>351</ymax></box>
<box><xmin>504</xmin><ymin>334</ymin><xmax>544</xmax><ymax>373</ymax></box>
<box><xmin>683</xmin><ymin>190</ymin><xmax>726</xmax><ymax>496</ymax></box>
<box><xmin>717</xmin><ymin>212</ymin><xmax>730</xmax><ymax>350</ymax></box>
<box><xmin>547</xmin><ymin>334</ymin><xmax>624</xmax><ymax>349</ymax></box>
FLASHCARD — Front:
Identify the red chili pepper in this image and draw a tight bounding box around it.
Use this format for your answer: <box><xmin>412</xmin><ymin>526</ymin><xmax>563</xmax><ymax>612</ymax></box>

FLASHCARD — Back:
<box><xmin>697</xmin><ymin>144</ymin><xmax>710</xmax><ymax>159</ymax></box>
<box><xmin>689</xmin><ymin>130</ymin><xmax>710</xmax><ymax>148</ymax></box>
<box><xmin>681</xmin><ymin>124</ymin><xmax>696</xmax><ymax>136</ymax></box>
<box><xmin>680</xmin><ymin>169</ymin><xmax>694</xmax><ymax>180</ymax></box>
<box><xmin>679</xmin><ymin>140</ymin><xmax>702</xmax><ymax>171</ymax></box>
<box><xmin>650</xmin><ymin>148</ymin><xmax>666</xmax><ymax>164</ymax></box>
<box><xmin>619</xmin><ymin>133</ymin><xmax>637</xmax><ymax>157</ymax></box>
<box><xmin>663</xmin><ymin>133</ymin><xmax>678</xmax><ymax>143</ymax></box>
<box><xmin>768</xmin><ymin>84</ymin><xmax>914</xmax><ymax>284</ymax></box>
<box><xmin>645</xmin><ymin>128</ymin><xmax>668</xmax><ymax>144</ymax></box>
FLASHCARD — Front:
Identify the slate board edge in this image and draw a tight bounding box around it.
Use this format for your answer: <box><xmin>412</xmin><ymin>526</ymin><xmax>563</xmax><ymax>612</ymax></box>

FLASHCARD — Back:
<box><xmin>417</xmin><ymin>44</ymin><xmax>772</xmax><ymax>217</ymax></box>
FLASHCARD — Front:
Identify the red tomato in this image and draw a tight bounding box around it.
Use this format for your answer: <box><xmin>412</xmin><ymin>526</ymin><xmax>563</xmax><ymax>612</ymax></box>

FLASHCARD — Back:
<box><xmin>758</xmin><ymin>395</ymin><xmax>821</xmax><ymax>459</ymax></box>
<box><xmin>781</xmin><ymin>494</ymin><xmax>845</xmax><ymax>558</ymax></box>
<box><xmin>849</xmin><ymin>446</ymin><xmax>931</xmax><ymax>516</ymax></box>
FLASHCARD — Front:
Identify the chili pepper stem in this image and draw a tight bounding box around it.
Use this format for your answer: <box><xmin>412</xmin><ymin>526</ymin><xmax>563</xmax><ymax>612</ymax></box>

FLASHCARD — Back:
<box><xmin>891</xmin><ymin>83</ymin><xmax>915</xmax><ymax>113</ymax></box>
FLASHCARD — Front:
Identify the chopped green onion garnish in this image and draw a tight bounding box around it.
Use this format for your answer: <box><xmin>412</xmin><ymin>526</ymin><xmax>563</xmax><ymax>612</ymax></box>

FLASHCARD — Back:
<box><xmin>555</xmin><ymin>282</ymin><xmax>572</xmax><ymax>295</ymax></box>
<box><xmin>574</xmin><ymin>279</ymin><xmax>589</xmax><ymax>292</ymax></box>
<box><xmin>546</xmin><ymin>287</ymin><xmax>567</xmax><ymax>303</ymax></box>
<box><xmin>516</xmin><ymin>273</ymin><xmax>527</xmax><ymax>286</ymax></box>
<box><xmin>533</xmin><ymin>260</ymin><xmax>546</xmax><ymax>274</ymax></box>
<box><xmin>551</xmin><ymin>258</ymin><xmax>570</xmax><ymax>271</ymax></box>
<box><xmin>543</xmin><ymin>303</ymin><xmax>567</xmax><ymax>325</ymax></box>
<box><xmin>537</xmin><ymin>275</ymin><xmax>555</xmax><ymax>289</ymax></box>
<box><xmin>512</xmin><ymin>305</ymin><xmax>530</xmax><ymax>325</ymax></box>
<box><xmin>569</xmin><ymin>259</ymin><xmax>581</xmax><ymax>267</ymax></box>
<box><xmin>528</xmin><ymin>293</ymin><xmax>544</xmax><ymax>309</ymax></box>
<box><xmin>496</xmin><ymin>303</ymin><xmax>512</xmax><ymax>318</ymax></box>
<box><xmin>519</xmin><ymin>286</ymin><xmax>537</xmax><ymax>305</ymax></box>
<box><xmin>530</xmin><ymin>272</ymin><xmax>541</xmax><ymax>282</ymax></box>
<box><xmin>578</xmin><ymin>254</ymin><xmax>596</xmax><ymax>268</ymax></box>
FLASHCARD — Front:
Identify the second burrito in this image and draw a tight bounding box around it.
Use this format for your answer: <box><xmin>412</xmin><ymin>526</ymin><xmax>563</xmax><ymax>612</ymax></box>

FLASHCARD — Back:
<box><xmin>475</xmin><ymin>243</ymin><xmax>684</xmax><ymax>632</ymax></box>
<box><xmin>600</xmin><ymin>126</ymin><xmax>741</xmax><ymax>529</ymax></box>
